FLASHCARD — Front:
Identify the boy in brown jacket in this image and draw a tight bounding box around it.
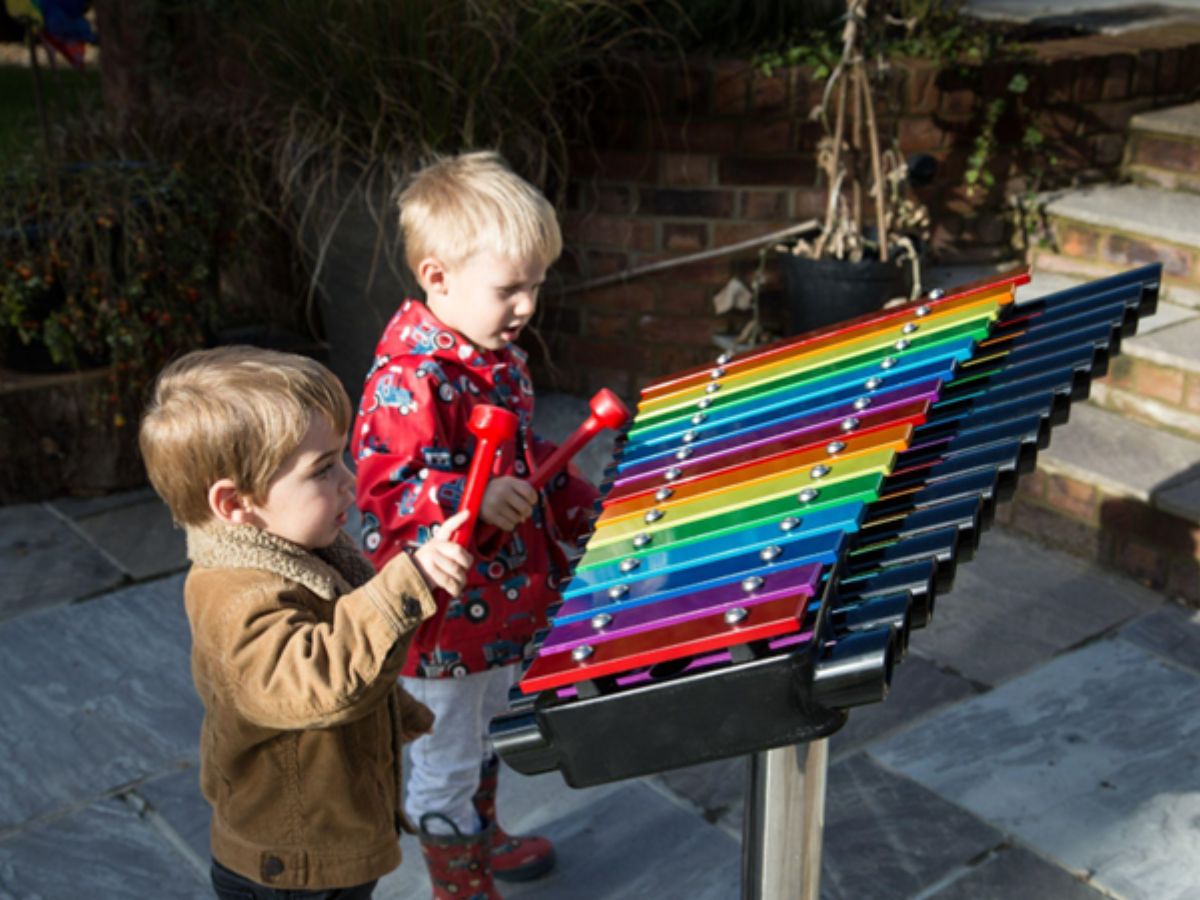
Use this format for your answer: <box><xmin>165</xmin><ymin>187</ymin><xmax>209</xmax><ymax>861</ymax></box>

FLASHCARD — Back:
<box><xmin>139</xmin><ymin>346</ymin><xmax>474</xmax><ymax>899</ymax></box>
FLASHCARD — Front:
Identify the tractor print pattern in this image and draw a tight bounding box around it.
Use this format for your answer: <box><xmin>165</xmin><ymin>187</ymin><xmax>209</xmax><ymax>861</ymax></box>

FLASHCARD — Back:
<box><xmin>352</xmin><ymin>299</ymin><xmax>598</xmax><ymax>677</ymax></box>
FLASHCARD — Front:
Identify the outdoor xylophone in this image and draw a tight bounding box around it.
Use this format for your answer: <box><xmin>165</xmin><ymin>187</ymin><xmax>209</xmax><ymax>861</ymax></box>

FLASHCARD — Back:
<box><xmin>486</xmin><ymin>262</ymin><xmax>1163</xmax><ymax>792</ymax></box>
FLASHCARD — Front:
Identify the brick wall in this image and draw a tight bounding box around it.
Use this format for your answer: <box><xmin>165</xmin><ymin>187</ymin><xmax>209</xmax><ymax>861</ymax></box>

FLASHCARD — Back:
<box><xmin>530</xmin><ymin>24</ymin><xmax>1200</xmax><ymax>400</ymax></box>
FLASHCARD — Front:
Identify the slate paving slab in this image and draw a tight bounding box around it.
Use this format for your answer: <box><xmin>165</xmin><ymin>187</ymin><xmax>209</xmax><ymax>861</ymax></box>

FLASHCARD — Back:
<box><xmin>872</xmin><ymin>636</ymin><xmax>1200</xmax><ymax>900</ymax></box>
<box><xmin>819</xmin><ymin>753</ymin><xmax>1003</xmax><ymax>900</ymax></box>
<box><xmin>1120</xmin><ymin>603</ymin><xmax>1200</xmax><ymax>673</ymax></box>
<box><xmin>0</xmin><ymin>503</ymin><xmax>124</xmax><ymax>623</ymax></box>
<box><xmin>0</xmin><ymin>574</ymin><xmax>201</xmax><ymax>830</ymax></box>
<box><xmin>0</xmin><ymin>794</ymin><xmax>211</xmax><ymax>900</ymax></box>
<box><xmin>907</xmin><ymin>526</ymin><xmax>1162</xmax><ymax>687</ymax></box>
<box><xmin>67</xmin><ymin>494</ymin><xmax>188</xmax><ymax>581</ymax></box>
<box><xmin>378</xmin><ymin>771</ymin><xmax>740</xmax><ymax>899</ymax></box>
<box><xmin>926</xmin><ymin>844</ymin><xmax>1110</xmax><ymax>900</ymax></box>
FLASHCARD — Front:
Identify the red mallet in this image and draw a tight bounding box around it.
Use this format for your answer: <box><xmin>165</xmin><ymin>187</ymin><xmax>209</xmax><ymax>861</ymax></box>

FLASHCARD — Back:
<box><xmin>476</xmin><ymin>389</ymin><xmax>630</xmax><ymax>549</ymax></box>
<box><xmin>528</xmin><ymin>388</ymin><xmax>630</xmax><ymax>491</ymax></box>
<box><xmin>450</xmin><ymin>404</ymin><xmax>520</xmax><ymax>548</ymax></box>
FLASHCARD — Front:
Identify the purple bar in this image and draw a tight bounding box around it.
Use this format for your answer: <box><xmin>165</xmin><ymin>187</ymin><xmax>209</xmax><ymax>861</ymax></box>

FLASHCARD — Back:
<box><xmin>613</xmin><ymin>380</ymin><xmax>940</xmax><ymax>487</ymax></box>
<box><xmin>539</xmin><ymin>562</ymin><xmax>821</xmax><ymax>655</ymax></box>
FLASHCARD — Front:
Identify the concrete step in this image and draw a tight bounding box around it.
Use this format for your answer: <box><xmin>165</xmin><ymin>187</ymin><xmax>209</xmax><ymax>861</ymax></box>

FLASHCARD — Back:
<box><xmin>1030</xmin><ymin>183</ymin><xmax>1200</xmax><ymax>306</ymax></box>
<box><xmin>1124</xmin><ymin>102</ymin><xmax>1200</xmax><ymax>195</ymax></box>
<box><xmin>996</xmin><ymin>401</ymin><xmax>1200</xmax><ymax>605</ymax></box>
<box><xmin>1021</xmin><ymin>271</ymin><xmax>1200</xmax><ymax>440</ymax></box>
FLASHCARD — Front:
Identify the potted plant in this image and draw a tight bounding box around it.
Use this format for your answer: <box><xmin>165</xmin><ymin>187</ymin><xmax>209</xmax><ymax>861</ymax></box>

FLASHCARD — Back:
<box><xmin>779</xmin><ymin>0</ymin><xmax>932</xmax><ymax>335</ymax></box>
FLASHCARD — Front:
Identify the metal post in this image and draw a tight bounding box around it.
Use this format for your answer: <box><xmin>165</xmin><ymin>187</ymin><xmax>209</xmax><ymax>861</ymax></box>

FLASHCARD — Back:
<box><xmin>741</xmin><ymin>738</ymin><xmax>829</xmax><ymax>900</ymax></box>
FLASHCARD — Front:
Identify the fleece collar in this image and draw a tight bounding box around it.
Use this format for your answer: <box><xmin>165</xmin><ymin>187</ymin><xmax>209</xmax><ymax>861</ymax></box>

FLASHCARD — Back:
<box><xmin>186</xmin><ymin>525</ymin><xmax>375</xmax><ymax>601</ymax></box>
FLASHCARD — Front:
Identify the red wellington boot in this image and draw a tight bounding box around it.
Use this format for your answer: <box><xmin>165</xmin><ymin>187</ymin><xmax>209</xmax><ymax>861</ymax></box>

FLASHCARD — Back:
<box><xmin>473</xmin><ymin>754</ymin><xmax>557</xmax><ymax>882</ymax></box>
<box><xmin>418</xmin><ymin>813</ymin><xmax>503</xmax><ymax>900</ymax></box>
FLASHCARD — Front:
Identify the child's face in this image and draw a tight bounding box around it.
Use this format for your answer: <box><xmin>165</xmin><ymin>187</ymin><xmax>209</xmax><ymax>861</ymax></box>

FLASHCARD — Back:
<box><xmin>246</xmin><ymin>411</ymin><xmax>355</xmax><ymax>550</ymax></box>
<box><xmin>424</xmin><ymin>250</ymin><xmax>545</xmax><ymax>351</ymax></box>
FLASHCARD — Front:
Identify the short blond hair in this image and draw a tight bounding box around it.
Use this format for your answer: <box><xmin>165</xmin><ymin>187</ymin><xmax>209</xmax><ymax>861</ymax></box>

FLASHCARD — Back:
<box><xmin>399</xmin><ymin>151</ymin><xmax>562</xmax><ymax>274</ymax></box>
<box><xmin>138</xmin><ymin>346</ymin><xmax>352</xmax><ymax>526</ymax></box>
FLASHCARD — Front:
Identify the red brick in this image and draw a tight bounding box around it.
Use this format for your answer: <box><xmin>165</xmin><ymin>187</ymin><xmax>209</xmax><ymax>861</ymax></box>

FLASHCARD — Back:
<box><xmin>639</xmin><ymin>188</ymin><xmax>736</xmax><ymax>218</ymax></box>
<box><xmin>1054</xmin><ymin>223</ymin><xmax>1099</xmax><ymax>258</ymax></box>
<box><xmin>1132</xmin><ymin>358</ymin><xmax>1186</xmax><ymax>405</ymax></box>
<box><xmin>673</xmin><ymin>65</ymin><xmax>712</xmax><ymax>116</ymax></box>
<box><xmin>1101</xmin><ymin>53</ymin><xmax>1133</xmax><ymax>100</ymax></box>
<box><xmin>568</xmin><ymin>214</ymin><xmax>656</xmax><ymax>252</ymax></box>
<box><xmin>1044</xmin><ymin>59</ymin><xmax>1077</xmax><ymax>104</ymax></box>
<box><xmin>572</xmin><ymin>149</ymin><xmax>656</xmax><ymax>181</ymax></box>
<box><xmin>657</xmin><ymin>282</ymin><xmax>712</xmax><ymax>316</ymax></box>
<box><xmin>1089</xmin><ymin>133</ymin><xmax>1126</xmax><ymax>168</ymax></box>
<box><xmin>717</xmin><ymin>155</ymin><xmax>815</xmax><ymax>186</ymax></box>
<box><xmin>593</xmin><ymin>185</ymin><xmax>636</xmax><ymax>215</ymax></box>
<box><xmin>663</xmin><ymin>222</ymin><xmax>709</xmax><ymax>253</ymax></box>
<box><xmin>637</xmin><ymin>313</ymin><xmax>718</xmax><ymax>346</ymax></box>
<box><xmin>793</xmin><ymin>187</ymin><xmax>828</xmax><ymax>220</ymax></box>
<box><xmin>939</xmin><ymin>88</ymin><xmax>975</xmax><ymax>120</ymax></box>
<box><xmin>650</xmin><ymin>119</ymin><xmax>742</xmax><ymax>154</ymax></box>
<box><xmin>661</xmin><ymin>153</ymin><xmax>714</xmax><ymax>186</ymax></box>
<box><xmin>1043</xmin><ymin>471</ymin><xmax>1100</xmax><ymax>524</ymax></box>
<box><xmin>1072</xmin><ymin>57</ymin><xmax>1107</xmax><ymax>103</ymax></box>
<box><xmin>712</xmin><ymin>61</ymin><xmax>753</xmax><ymax>114</ymax></box>
<box><xmin>585</xmin><ymin>309</ymin><xmax>635</xmax><ymax>340</ymax></box>
<box><xmin>1157</xmin><ymin>46</ymin><xmax>1183</xmax><ymax>95</ymax></box>
<box><xmin>1101</xmin><ymin>356</ymin><xmax>1137</xmax><ymax>392</ymax></box>
<box><xmin>749</xmin><ymin>72</ymin><xmax>788</xmax><ymax>113</ymax></box>
<box><xmin>898</xmin><ymin>116</ymin><xmax>947</xmax><ymax>153</ymax></box>
<box><xmin>576</xmin><ymin>282</ymin><xmax>657</xmax><ymax>314</ymax></box>
<box><xmin>742</xmin><ymin>119</ymin><xmax>794</xmax><ymax>154</ymax></box>
<box><xmin>583</xmin><ymin>250</ymin><xmax>630</xmax><ymax>278</ymax></box>
<box><xmin>1099</xmin><ymin>498</ymin><xmax>1199</xmax><ymax>556</ymax></box>
<box><xmin>712</xmin><ymin>221</ymin><xmax>793</xmax><ymax>247</ymax></box>
<box><xmin>1103</xmin><ymin>234</ymin><xmax>1194</xmax><ymax>278</ymax></box>
<box><xmin>900</xmin><ymin>58</ymin><xmax>940</xmax><ymax>115</ymax></box>
<box><xmin>1130</xmin><ymin>49</ymin><xmax>1159</xmax><ymax>97</ymax></box>
<box><xmin>742</xmin><ymin>190</ymin><xmax>789</xmax><ymax>220</ymax></box>
<box><xmin>1084</xmin><ymin>99</ymin><xmax>1156</xmax><ymax>135</ymax></box>
<box><xmin>558</xmin><ymin>335</ymin><xmax>646</xmax><ymax>371</ymax></box>
<box><xmin>1185</xmin><ymin>372</ymin><xmax>1200</xmax><ymax>413</ymax></box>
<box><xmin>1110</xmin><ymin>537</ymin><xmax>1167</xmax><ymax>586</ymax></box>
<box><xmin>1131</xmin><ymin>135</ymin><xmax>1200</xmax><ymax>173</ymax></box>
<box><xmin>639</xmin><ymin>253</ymin><xmax>735</xmax><ymax>286</ymax></box>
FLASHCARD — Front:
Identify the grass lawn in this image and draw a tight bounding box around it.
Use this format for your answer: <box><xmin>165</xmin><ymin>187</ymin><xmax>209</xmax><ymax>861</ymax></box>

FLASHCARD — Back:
<box><xmin>0</xmin><ymin>61</ymin><xmax>100</xmax><ymax>166</ymax></box>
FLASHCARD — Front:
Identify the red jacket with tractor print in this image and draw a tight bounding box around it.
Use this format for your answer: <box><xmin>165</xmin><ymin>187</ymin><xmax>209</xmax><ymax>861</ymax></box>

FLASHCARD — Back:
<box><xmin>352</xmin><ymin>300</ymin><xmax>599</xmax><ymax>678</ymax></box>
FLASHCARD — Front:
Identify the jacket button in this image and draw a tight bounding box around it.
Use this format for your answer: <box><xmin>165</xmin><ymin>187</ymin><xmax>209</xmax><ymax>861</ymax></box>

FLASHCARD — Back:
<box><xmin>261</xmin><ymin>856</ymin><xmax>285</xmax><ymax>880</ymax></box>
<box><xmin>403</xmin><ymin>596</ymin><xmax>422</xmax><ymax>619</ymax></box>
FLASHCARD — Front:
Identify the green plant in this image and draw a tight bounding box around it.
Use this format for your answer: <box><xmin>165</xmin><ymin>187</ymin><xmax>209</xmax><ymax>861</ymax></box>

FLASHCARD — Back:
<box><xmin>0</xmin><ymin>155</ymin><xmax>236</xmax><ymax>423</ymax></box>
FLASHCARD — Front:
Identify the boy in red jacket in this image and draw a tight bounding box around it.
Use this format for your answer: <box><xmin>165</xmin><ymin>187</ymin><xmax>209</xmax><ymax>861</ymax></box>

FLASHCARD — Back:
<box><xmin>351</xmin><ymin>152</ymin><xmax>597</xmax><ymax>898</ymax></box>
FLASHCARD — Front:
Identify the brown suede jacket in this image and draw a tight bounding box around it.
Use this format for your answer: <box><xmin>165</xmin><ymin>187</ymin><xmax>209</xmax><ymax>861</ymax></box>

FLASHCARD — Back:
<box><xmin>184</xmin><ymin>524</ymin><xmax>437</xmax><ymax>890</ymax></box>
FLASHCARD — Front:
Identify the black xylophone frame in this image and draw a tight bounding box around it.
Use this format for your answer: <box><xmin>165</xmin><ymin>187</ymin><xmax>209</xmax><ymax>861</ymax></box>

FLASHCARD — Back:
<box><xmin>489</xmin><ymin>263</ymin><xmax>1163</xmax><ymax>899</ymax></box>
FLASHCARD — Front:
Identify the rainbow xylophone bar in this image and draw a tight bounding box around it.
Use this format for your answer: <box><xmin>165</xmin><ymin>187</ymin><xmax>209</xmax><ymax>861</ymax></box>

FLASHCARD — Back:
<box><xmin>490</xmin><ymin>263</ymin><xmax>1162</xmax><ymax>788</ymax></box>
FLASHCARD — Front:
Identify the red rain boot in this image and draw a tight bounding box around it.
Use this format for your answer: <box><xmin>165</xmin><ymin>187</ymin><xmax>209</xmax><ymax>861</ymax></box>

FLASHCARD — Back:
<box><xmin>418</xmin><ymin>813</ymin><xmax>502</xmax><ymax>900</ymax></box>
<box><xmin>473</xmin><ymin>754</ymin><xmax>557</xmax><ymax>882</ymax></box>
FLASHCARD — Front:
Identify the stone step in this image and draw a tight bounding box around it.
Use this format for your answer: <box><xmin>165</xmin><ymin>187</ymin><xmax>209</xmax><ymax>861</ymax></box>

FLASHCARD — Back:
<box><xmin>1124</xmin><ymin>102</ymin><xmax>1200</xmax><ymax>195</ymax></box>
<box><xmin>1031</xmin><ymin>182</ymin><xmax>1200</xmax><ymax>308</ymax></box>
<box><xmin>996</xmin><ymin>401</ymin><xmax>1200</xmax><ymax>605</ymax></box>
<box><xmin>1020</xmin><ymin>272</ymin><xmax>1200</xmax><ymax>440</ymax></box>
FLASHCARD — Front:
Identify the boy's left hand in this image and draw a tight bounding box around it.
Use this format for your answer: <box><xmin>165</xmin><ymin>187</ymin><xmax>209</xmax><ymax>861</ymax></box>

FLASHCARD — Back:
<box><xmin>480</xmin><ymin>476</ymin><xmax>537</xmax><ymax>532</ymax></box>
<box><xmin>400</xmin><ymin>697</ymin><xmax>435</xmax><ymax>742</ymax></box>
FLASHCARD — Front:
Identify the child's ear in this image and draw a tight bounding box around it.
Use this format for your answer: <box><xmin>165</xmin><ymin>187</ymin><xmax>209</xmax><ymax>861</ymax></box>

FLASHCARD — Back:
<box><xmin>416</xmin><ymin>257</ymin><xmax>449</xmax><ymax>296</ymax></box>
<box><xmin>208</xmin><ymin>478</ymin><xmax>256</xmax><ymax>525</ymax></box>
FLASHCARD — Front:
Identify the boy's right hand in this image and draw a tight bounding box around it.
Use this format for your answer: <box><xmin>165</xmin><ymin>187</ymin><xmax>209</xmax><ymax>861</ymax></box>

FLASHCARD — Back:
<box><xmin>480</xmin><ymin>476</ymin><xmax>537</xmax><ymax>532</ymax></box>
<box><xmin>412</xmin><ymin>510</ymin><xmax>473</xmax><ymax>596</ymax></box>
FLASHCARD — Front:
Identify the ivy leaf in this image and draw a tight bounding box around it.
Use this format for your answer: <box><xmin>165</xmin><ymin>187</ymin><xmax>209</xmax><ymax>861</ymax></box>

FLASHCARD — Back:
<box><xmin>1008</xmin><ymin>73</ymin><xmax>1029</xmax><ymax>94</ymax></box>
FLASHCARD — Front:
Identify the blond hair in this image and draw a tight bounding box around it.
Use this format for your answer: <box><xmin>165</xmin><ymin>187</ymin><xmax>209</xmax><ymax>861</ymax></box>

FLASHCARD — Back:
<box><xmin>138</xmin><ymin>346</ymin><xmax>351</xmax><ymax>526</ymax></box>
<box><xmin>399</xmin><ymin>151</ymin><xmax>562</xmax><ymax>274</ymax></box>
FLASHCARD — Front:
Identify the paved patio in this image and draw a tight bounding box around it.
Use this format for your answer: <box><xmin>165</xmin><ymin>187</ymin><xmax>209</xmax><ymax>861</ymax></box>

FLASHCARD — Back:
<box><xmin>1</xmin><ymin>393</ymin><xmax>1198</xmax><ymax>899</ymax></box>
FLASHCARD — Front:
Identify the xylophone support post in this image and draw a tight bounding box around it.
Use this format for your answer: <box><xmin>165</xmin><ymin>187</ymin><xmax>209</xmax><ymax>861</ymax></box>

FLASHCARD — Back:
<box><xmin>741</xmin><ymin>738</ymin><xmax>829</xmax><ymax>900</ymax></box>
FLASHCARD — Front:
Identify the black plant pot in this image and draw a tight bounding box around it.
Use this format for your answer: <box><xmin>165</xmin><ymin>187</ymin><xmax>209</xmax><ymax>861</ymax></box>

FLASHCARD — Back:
<box><xmin>781</xmin><ymin>252</ymin><xmax>912</xmax><ymax>336</ymax></box>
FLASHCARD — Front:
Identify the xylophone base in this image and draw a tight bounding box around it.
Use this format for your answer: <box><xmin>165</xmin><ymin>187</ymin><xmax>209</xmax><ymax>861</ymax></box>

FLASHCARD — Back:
<box><xmin>742</xmin><ymin>739</ymin><xmax>829</xmax><ymax>900</ymax></box>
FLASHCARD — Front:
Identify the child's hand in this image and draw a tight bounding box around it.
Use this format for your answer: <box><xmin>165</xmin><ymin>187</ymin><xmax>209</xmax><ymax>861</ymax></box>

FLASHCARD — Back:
<box><xmin>412</xmin><ymin>510</ymin><xmax>473</xmax><ymax>596</ymax></box>
<box><xmin>401</xmin><ymin>699</ymin><xmax>435</xmax><ymax>742</ymax></box>
<box><xmin>481</xmin><ymin>476</ymin><xmax>537</xmax><ymax>532</ymax></box>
